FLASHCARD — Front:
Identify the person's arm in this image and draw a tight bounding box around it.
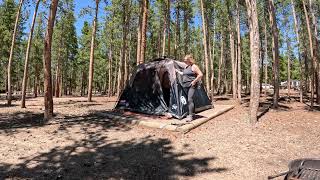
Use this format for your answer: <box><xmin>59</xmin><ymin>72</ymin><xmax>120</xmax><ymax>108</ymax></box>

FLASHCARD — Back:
<box><xmin>191</xmin><ymin>65</ymin><xmax>203</xmax><ymax>86</ymax></box>
<box><xmin>175</xmin><ymin>69</ymin><xmax>183</xmax><ymax>75</ymax></box>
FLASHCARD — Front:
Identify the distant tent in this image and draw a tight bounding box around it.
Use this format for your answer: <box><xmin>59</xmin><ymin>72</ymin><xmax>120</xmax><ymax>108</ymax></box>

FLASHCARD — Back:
<box><xmin>115</xmin><ymin>57</ymin><xmax>212</xmax><ymax>119</ymax></box>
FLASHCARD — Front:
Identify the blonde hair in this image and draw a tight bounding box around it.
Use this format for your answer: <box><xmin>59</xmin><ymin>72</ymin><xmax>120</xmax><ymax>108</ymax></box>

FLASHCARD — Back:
<box><xmin>184</xmin><ymin>54</ymin><xmax>195</xmax><ymax>64</ymax></box>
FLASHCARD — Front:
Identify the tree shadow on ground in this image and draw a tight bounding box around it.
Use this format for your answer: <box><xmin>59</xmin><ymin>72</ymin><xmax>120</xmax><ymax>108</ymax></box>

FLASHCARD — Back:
<box><xmin>0</xmin><ymin>135</ymin><xmax>227</xmax><ymax>179</ymax></box>
<box><xmin>0</xmin><ymin>109</ymin><xmax>135</xmax><ymax>135</ymax></box>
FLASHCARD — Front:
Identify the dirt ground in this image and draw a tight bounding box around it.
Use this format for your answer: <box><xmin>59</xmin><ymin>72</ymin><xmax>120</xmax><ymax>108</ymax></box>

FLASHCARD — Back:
<box><xmin>0</xmin><ymin>93</ymin><xmax>319</xmax><ymax>180</ymax></box>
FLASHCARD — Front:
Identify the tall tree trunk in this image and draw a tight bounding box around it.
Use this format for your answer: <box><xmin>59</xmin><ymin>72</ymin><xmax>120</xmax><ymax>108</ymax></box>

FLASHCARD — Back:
<box><xmin>174</xmin><ymin>1</ymin><xmax>180</xmax><ymax>59</ymax></box>
<box><xmin>108</xmin><ymin>48</ymin><xmax>113</xmax><ymax>97</ymax></box>
<box><xmin>21</xmin><ymin>0</ymin><xmax>40</xmax><ymax>108</ymax></box>
<box><xmin>228</xmin><ymin>18</ymin><xmax>236</xmax><ymax>99</ymax></box>
<box><xmin>161</xmin><ymin>0</ymin><xmax>171</xmax><ymax>57</ymax></box>
<box><xmin>291</xmin><ymin>0</ymin><xmax>303</xmax><ymax>102</ymax></box>
<box><xmin>236</xmin><ymin>0</ymin><xmax>242</xmax><ymax>102</ymax></box>
<box><xmin>55</xmin><ymin>31</ymin><xmax>63</xmax><ymax>98</ymax></box>
<box><xmin>287</xmin><ymin>39</ymin><xmax>291</xmax><ymax>98</ymax></box>
<box><xmin>7</xmin><ymin>0</ymin><xmax>24</xmax><ymax>106</ymax></box>
<box><xmin>88</xmin><ymin>0</ymin><xmax>99</xmax><ymax>102</ymax></box>
<box><xmin>268</xmin><ymin>0</ymin><xmax>280</xmax><ymax>108</ymax></box>
<box><xmin>119</xmin><ymin>0</ymin><xmax>130</xmax><ymax>93</ymax></box>
<box><xmin>302</xmin><ymin>0</ymin><xmax>315</xmax><ymax>108</ymax></box>
<box><xmin>210</xmin><ymin>25</ymin><xmax>215</xmax><ymax>100</ymax></box>
<box><xmin>43</xmin><ymin>0</ymin><xmax>59</xmax><ymax>120</ymax></box>
<box><xmin>218</xmin><ymin>31</ymin><xmax>224</xmax><ymax>94</ymax></box>
<box><xmin>309</xmin><ymin>0</ymin><xmax>320</xmax><ymax>104</ymax></box>
<box><xmin>199</xmin><ymin>0</ymin><xmax>210</xmax><ymax>92</ymax></box>
<box><xmin>264</xmin><ymin>23</ymin><xmax>268</xmax><ymax>96</ymax></box>
<box><xmin>183</xmin><ymin>3</ymin><xmax>189</xmax><ymax>54</ymax></box>
<box><xmin>136</xmin><ymin>0</ymin><xmax>143</xmax><ymax>65</ymax></box>
<box><xmin>245</xmin><ymin>0</ymin><xmax>260</xmax><ymax>123</ymax></box>
<box><xmin>139</xmin><ymin>0</ymin><xmax>148</xmax><ymax>64</ymax></box>
<box><xmin>227</xmin><ymin>0</ymin><xmax>236</xmax><ymax>99</ymax></box>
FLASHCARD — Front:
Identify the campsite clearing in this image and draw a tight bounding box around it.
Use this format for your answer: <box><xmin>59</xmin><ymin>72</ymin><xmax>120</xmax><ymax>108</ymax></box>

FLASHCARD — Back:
<box><xmin>0</xmin><ymin>95</ymin><xmax>319</xmax><ymax>179</ymax></box>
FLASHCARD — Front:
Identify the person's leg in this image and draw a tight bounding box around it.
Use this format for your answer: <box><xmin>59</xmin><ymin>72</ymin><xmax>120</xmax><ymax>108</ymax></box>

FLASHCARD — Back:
<box><xmin>187</xmin><ymin>86</ymin><xmax>195</xmax><ymax>121</ymax></box>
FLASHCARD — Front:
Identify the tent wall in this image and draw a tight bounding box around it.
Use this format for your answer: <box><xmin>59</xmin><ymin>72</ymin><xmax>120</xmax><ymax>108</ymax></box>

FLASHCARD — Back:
<box><xmin>115</xmin><ymin>58</ymin><xmax>212</xmax><ymax>119</ymax></box>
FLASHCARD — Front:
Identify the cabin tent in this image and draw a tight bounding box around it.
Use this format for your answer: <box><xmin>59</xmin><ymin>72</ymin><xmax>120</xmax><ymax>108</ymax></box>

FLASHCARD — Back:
<box><xmin>115</xmin><ymin>57</ymin><xmax>212</xmax><ymax>119</ymax></box>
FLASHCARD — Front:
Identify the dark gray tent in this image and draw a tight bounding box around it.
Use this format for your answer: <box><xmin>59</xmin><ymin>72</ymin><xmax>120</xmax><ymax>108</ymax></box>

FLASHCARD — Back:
<box><xmin>115</xmin><ymin>57</ymin><xmax>212</xmax><ymax>119</ymax></box>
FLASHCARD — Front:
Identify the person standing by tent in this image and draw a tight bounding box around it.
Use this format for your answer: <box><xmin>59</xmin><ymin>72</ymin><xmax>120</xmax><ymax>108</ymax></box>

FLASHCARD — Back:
<box><xmin>176</xmin><ymin>54</ymin><xmax>203</xmax><ymax>121</ymax></box>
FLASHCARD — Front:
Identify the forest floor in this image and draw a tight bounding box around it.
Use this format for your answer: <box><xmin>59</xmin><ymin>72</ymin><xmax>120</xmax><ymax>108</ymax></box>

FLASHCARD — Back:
<box><xmin>0</xmin><ymin>91</ymin><xmax>319</xmax><ymax>180</ymax></box>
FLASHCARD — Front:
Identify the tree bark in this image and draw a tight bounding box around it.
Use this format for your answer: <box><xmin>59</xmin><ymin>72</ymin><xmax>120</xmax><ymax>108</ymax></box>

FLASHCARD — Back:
<box><xmin>183</xmin><ymin>2</ymin><xmax>189</xmax><ymax>54</ymax></box>
<box><xmin>302</xmin><ymin>0</ymin><xmax>315</xmax><ymax>108</ymax></box>
<box><xmin>55</xmin><ymin>27</ymin><xmax>64</xmax><ymax>98</ymax></box>
<box><xmin>210</xmin><ymin>24</ymin><xmax>215</xmax><ymax>100</ymax></box>
<box><xmin>21</xmin><ymin>0</ymin><xmax>40</xmax><ymax>108</ymax></box>
<box><xmin>309</xmin><ymin>0</ymin><xmax>320</xmax><ymax>104</ymax></box>
<box><xmin>138</xmin><ymin>0</ymin><xmax>148</xmax><ymax>64</ymax></box>
<box><xmin>136</xmin><ymin>0</ymin><xmax>143</xmax><ymax>65</ymax></box>
<box><xmin>268</xmin><ymin>0</ymin><xmax>280</xmax><ymax>109</ymax></box>
<box><xmin>290</xmin><ymin>0</ymin><xmax>303</xmax><ymax>102</ymax></box>
<box><xmin>88</xmin><ymin>0</ymin><xmax>99</xmax><ymax>102</ymax></box>
<box><xmin>161</xmin><ymin>0</ymin><xmax>168</xmax><ymax>57</ymax></box>
<box><xmin>264</xmin><ymin>23</ymin><xmax>268</xmax><ymax>96</ymax></box>
<box><xmin>236</xmin><ymin>0</ymin><xmax>242</xmax><ymax>103</ymax></box>
<box><xmin>218</xmin><ymin>31</ymin><xmax>224</xmax><ymax>94</ymax></box>
<box><xmin>7</xmin><ymin>0</ymin><xmax>24</xmax><ymax>106</ymax></box>
<box><xmin>245</xmin><ymin>0</ymin><xmax>260</xmax><ymax>124</ymax></box>
<box><xmin>199</xmin><ymin>0</ymin><xmax>210</xmax><ymax>92</ymax></box>
<box><xmin>174</xmin><ymin>1</ymin><xmax>180</xmax><ymax>59</ymax></box>
<box><xmin>43</xmin><ymin>0</ymin><xmax>59</xmax><ymax>120</ymax></box>
<box><xmin>287</xmin><ymin>38</ymin><xmax>291</xmax><ymax>98</ymax></box>
<box><xmin>119</xmin><ymin>0</ymin><xmax>130</xmax><ymax>93</ymax></box>
<box><xmin>228</xmin><ymin>14</ymin><xmax>236</xmax><ymax>99</ymax></box>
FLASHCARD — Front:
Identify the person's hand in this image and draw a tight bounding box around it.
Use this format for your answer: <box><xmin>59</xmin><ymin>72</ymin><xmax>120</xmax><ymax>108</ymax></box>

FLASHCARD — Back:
<box><xmin>175</xmin><ymin>69</ymin><xmax>182</xmax><ymax>75</ymax></box>
<box><xmin>191</xmin><ymin>80</ymin><xmax>196</xmax><ymax>86</ymax></box>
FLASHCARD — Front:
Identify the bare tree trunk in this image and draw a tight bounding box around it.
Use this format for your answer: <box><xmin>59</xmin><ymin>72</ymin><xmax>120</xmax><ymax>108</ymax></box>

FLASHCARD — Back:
<box><xmin>174</xmin><ymin>1</ymin><xmax>180</xmax><ymax>59</ymax></box>
<box><xmin>245</xmin><ymin>0</ymin><xmax>260</xmax><ymax>124</ymax></box>
<box><xmin>161</xmin><ymin>1</ymin><xmax>168</xmax><ymax>57</ymax></box>
<box><xmin>218</xmin><ymin>31</ymin><xmax>224</xmax><ymax>94</ymax></box>
<box><xmin>183</xmin><ymin>3</ymin><xmax>189</xmax><ymax>54</ymax></box>
<box><xmin>34</xmin><ymin>62</ymin><xmax>40</xmax><ymax>97</ymax></box>
<box><xmin>210</xmin><ymin>26</ymin><xmax>215</xmax><ymax>100</ymax></box>
<box><xmin>55</xmin><ymin>32</ymin><xmax>63</xmax><ymax>98</ymax></box>
<box><xmin>287</xmin><ymin>39</ymin><xmax>291</xmax><ymax>98</ymax></box>
<box><xmin>136</xmin><ymin>0</ymin><xmax>143</xmax><ymax>65</ymax></box>
<box><xmin>88</xmin><ymin>0</ymin><xmax>99</xmax><ymax>102</ymax></box>
<box><xmin>21</xmin><ymin>0</ymin><xmax>40</xmax><ymax>108</ymax></box>
<box><xmin>290</xmin><ymin>0</ymin><xmax>303</xmax><ymax>102</ymax></box>
<box><xmin>264</xmin><ymin>23</ymin><xmax>268</xmax><ymax>96</ymax></box>
<box><xmin>108</xmin><ymin>48</ymin><xmax>113</xmax><ymax>97</ymax></box>
<box><xmin>229</xmin><ymin>19</ymin><xmax>236</xmax><ymax>99</ymax></box>
<box><xmin>309</xmin><ymin>0</ymin><xmax>320</xmax><ymax>104</ymax></box>
<box><xmin>236</xmin><ymin>0</ymin><xmax>242</xmax><ymax>103</ymax></box>
<box><xmin>7</xmin><ymin>0</ymin><xmax>24</xmax><ymax>106</ymax></box>
<box><xmin>119</xmin><ymin>0</ymin><xmax>130</xmax><ymax>93</ymax></box>
<box><xmin>302</xmin><ymin>0</ymin><xmax>315</xmax><ymax>108</ymax></box>
<box><xmin>139</xmin><ymin>0</ymin><xmax>148</xmax><ymax>64</ymax></box>
<box><xmin>157</xmin><ymin>22</ymin><xmax>162</xmax><ymax>57</ymax></box>
<box><xmin>199</xmin><ymin>0</ymin><xmax>210</xmax><ymax>92</ymax></box>
<box><xmin>268</xmin><ymin>0</ymin><xmax>280</xmax><ymax>109</ymax></box>
<box><xmin>43</xmin><ymin>0</ymin><xmax>59</xmax><ymax>120</ymax></box>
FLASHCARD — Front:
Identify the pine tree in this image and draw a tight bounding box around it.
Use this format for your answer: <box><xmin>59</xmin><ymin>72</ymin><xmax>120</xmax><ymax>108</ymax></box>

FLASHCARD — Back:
<box><xmin>21</xmin><ymin>0</ymin><xmax>41</xmax><ymax>108</ymax></box>
<box><xmin>7</xmin><ymin>0</ymin><xmax>23</xmax><ymax>106</ymax></box>
<box><xmin>245</xmin><ymin>0</ymin><xmax>260</xmax><ymax>123</ymax></box>
<box><xmin>43</xmin><ymin>0</ymin><xmax>59</xmax><ymax>120</ymax></box>
<box><xmin>88</xmin><ymin>0</ymin><xmax>99</xmax><ymax>102</ymax></box>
